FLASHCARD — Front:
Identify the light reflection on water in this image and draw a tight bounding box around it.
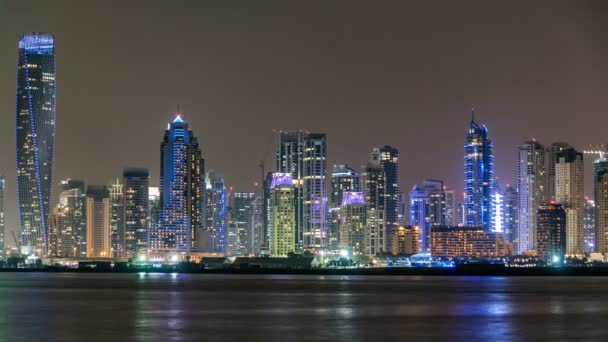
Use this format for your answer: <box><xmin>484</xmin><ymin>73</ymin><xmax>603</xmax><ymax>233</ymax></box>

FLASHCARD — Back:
<box><xmin>0</xmin><ymin>274</ymin><xmax>607</xmax><ymax>341</ymax></box>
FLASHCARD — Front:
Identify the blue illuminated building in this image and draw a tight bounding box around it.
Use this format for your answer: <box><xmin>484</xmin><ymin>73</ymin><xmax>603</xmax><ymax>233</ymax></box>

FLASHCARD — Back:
<box><xmin>464</xmin><ymin>110</ymin><xmax>494</xmax><ymax>231</ymax></box>
<box><xmin>157</xmin><ymin>114</ymin><xmax>204</xmax><ymax>252</ymax></box>
<box><xmin>16</xmin><ymin>33</ymin><xmax>56</xmax><ymax>255</ymax></box>
<box><xmin>205</xmin><ymin>171</ymin><xmax>228</xmax><ymax>253</ymax></box>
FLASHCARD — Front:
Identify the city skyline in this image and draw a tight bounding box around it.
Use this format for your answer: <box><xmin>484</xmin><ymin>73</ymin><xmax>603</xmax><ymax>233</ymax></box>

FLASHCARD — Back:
<box><xmin>1</xmin><ymin>1</ymin><xmax>607</xmax><ymax>241</ymax></box>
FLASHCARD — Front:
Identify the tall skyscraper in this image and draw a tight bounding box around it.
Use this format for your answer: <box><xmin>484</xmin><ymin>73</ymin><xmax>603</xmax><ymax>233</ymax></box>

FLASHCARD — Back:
<box><xmin>276</xmin><ymin>131</ymin><xmax>327</xmax><ymax>250</ymax></box>
<box><xmin>516</xmin><ymin>140</ymin><xmax>546</xmax><ymax>254</ymax></box>
<box><xmin>443</xmin><ymin>189</ymin><xmax>457</xmax><ymax>226</ymax></box>
<box><xmin>147</xmin><ymin>187</ymin><xmax>160</xmax><ymax>251</ymax></box>
<box><xmin>269</xmin><ymin>173</ymin><xmax>296</xmax><ymax>256</ymax></box>
<box><xmin>491</xmin><ymin>188</ymin><xmax>504</xmax><ymax>233</ymax></box>
<box><xmin>594</xmin><ymin>158</ymin><xmax>608</xmax><ymax>253</ymax></box>
<box><xmin>251</xmin><ymin>190</ymin><xmax>266</xmax><ymax>255</ymax></box>
<box><xmin>233</xmin><ymin>192</ymin><xmax>255</xmax><ymax>255</ymax></box>
<box><xmin>536</xmin><ymin>202</ymin><xmax>567</xmax><ymax>261</ymax></box>
<box><xmin>123</xmin><ymin>168</ymin><xmax>149</xmax><ymax>256</ymax></box>
<box><xmin>328</xmin><ymin>164</ymin><xmax>360</xmax><ymax>251</ymax></box>
<box><xmin>204</xmin><ymin>172</ymin><xmax>228</xmax><ymax>253</ymax></box>
<box><xmin>362</xmin><ymin>149</ymin><xmax>387</xmax><ymax>255</ymax></box>
<box><xmin>86</xmin><ymin>186</ymin><xmax>111</xmax><ymax>258</ymax></box>
<box><xmin>158</xmin><ymin>114</ymin><xmax>204</xmax><ymax>253</ymax></box>
<box><xmin>409</xmin><ymin>179</ymin><xmax>446</xmax><ymax>251</ymax></box>
<box><xmin>546</xmin><ymin>142</ymin><xmax>570</xmax><ymax>202</ymax></box>
<box><xmin>584</xmin><ymin>198</ymin><xmax>596</xmax><ymax>253</ymax></box>
<box><xmin>503</xmin><ymin>185</ymin><xmax>518</xmax><ymax>243</ymax></box>
<box><xmin>379</xmin><ymin>146</ymin><xmax>399</xmax><ymax>251</ymax></box>
<box><xmin>339</xmin><ymin>192</ymin><xmax>366</xmax><ymax>256</ymax></box>
<box><xmin>16</xmin><ymin>33</ymin><xmax>56</xmax><ymax>255</ymax></box>
<box><xmin>464</xmin><ymin>111</ymin><xmax>494</xmax><ymax>231</ymax></box>
<box><xmin>109</xmin><ymin>179</ymin><xmax>123</xmax><ymax>257</ymax></box>
<box><xmin>0</xmin><ymin>177</ymin><xmax>5</xmax><ymax>253</ymax></box>
<box><xmin>52</xmin><ymin>179</ymin><xmax>86</xmax><ymax>257</ymax></box>
<box><xmin>555</xmin><ymin>147</ymin><xmax>584</xmax><ymax>255</ymax></box>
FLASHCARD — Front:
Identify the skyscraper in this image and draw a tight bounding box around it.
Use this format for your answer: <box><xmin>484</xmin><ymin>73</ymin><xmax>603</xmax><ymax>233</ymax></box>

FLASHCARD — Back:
<box><xmin>555</xmin><ymin>147</ymin><xmax>584</xmax><ymax>255</ymax></box>
<box><xmin>86</xmin><ymin>186</ymin><xmax>111</xmax><ymax>258</ymax></box>
<box><xmin>362</xmin><ymin>149</ymin><xmax>387</xmax><ymax>255</ymax></box>
<box><xmin>594</xmin><ymin>158</ymin><xmax>608</xmax><ymax>254</ymax></box>
<box><xmin>409</xmin><ymin>179</ymin><xmax>446</xmax><ymax>251</ymax></box>
<box><xmin>584</xmin><ymin>198</ymin><xmax>596</xmax><ymax>253</ymax></box>
<box><xmin>251</xmin><ymin>190</ymin><xmax>266</xmax><ymax>255</ymax></box>
<box><xmin>269</xmin><ymin>173</ymin><xmax>296</xmax><ymax>256</ymax></box>
<box><xmin>51</xmin><ymin>179</ymin><xmax>86</xmax><ymax>257</ymax></box>
<box><xmin>328</xmin><ymin>164</ymin><xmax>360</xmax><ymax>251</ymax></box>
<box><xmin>516</xmin><ymin>140</ymin><xmax>546</xmax><ymax>254</ymax></box>
<box><xmin>109</xmin><ymin>179</ymin><xmax>123</xmax><ymax>257</ymax></box>
<box><xmin>158</xmin><ymin>114</ymin><xmax>204</xmax><ymax>253</ymax></box>
<box><xmin>443</xmin><ymin>189</ymin><xmax>457</xmax><ymax>226</ymax></box>
<box><xmin>339</xmin><ymin>192</ymin><xmax>366</xmax><ymax>256</ymax></box>
<box><xmin>379</xmin><ymin>145</ymin><xmax>399</xmax><ymax>251</ymax></box>
<box><xmin>204</xmin><ymin>171</ymin><xmax>228</xmax><ymax>253</ymax></box>
<box><xmin>503</xmin><ymin>185</ymin><xmax>518</xmax><ymax>243</ymax></box>
<box><xmin>16</xmin><ymin>33</ymin><xmax>56</xmax><ymax>255</ymax></box>
<box><xmin>123</xmin><ymin>168</ymin><xmax>149</xmax><ymax>256</ymax></box>
<box><xmin>233</xmin><ymin>192</ymin><xmax>255</xmax><ymax>256</ymax></box>
<box><xmin>148</xmin><ymin>187</ymin><xmax>160</xmax><ymax>251</ymax></box>
<box><xmin>0</xmin><ymin>177</ymin><xmax>4</xmax><ymax>253</ymax></box>
<box><xmin>276</xmin><ymin>131</ymin><xmax>327</xmax><ymax>251</ymax></box>
<box><xmin>546</xmin><ymin>142</ymin><xmax>570</xmax><ymax>202</ymax></box>
<box><xmin>464</xmin><ymin>111</ymin><xmax>494</xmax><ymax>231</ymax></box>
<box><xmin>536</xmin><ymin>202</ymin><xmax>567</xmax><ymax>261</ymax></box>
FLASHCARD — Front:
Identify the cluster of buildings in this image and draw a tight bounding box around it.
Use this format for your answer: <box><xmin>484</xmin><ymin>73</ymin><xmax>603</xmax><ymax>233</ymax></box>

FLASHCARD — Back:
<box><xmin>2</xmin><ymin>33</ymin><xmax>608</xmax><ymax>267</ymax></box>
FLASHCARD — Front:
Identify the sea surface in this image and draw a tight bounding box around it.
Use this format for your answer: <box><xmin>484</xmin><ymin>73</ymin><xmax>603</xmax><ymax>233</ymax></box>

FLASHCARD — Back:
<box><xmin>0</xmin><ymin>273</ymin><xmax>607</xmax><ymax>341</ymax></box>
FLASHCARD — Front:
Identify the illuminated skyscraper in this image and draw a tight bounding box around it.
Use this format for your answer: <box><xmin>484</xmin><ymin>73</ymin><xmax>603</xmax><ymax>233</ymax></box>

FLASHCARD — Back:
<box><xmin>537</xmin><ymin>202</ymin><xmax>567</xmax><ymax>261</ymax></box>
<box><xmin>0</xmin><ymin>177</ymin><xmax>4</xmax><ymax>252</ymax></box>
<box><xmin>51</xmin><ymin>180</ymin><xmax>86</xmax><ymax>257</ymax></box>
<box><xmin>464</xmin><ymin>111</ymin><xmax>494</xmax><ymax>231</ymax></box>
<box><xmin>269</xmin><ymin>173</ymin><xmax>296</xmax><ymax>256</ymax></box>
<box><xmin>338</xmin><ymin>192</ymin><xmax>366</xmax><ymax>256</ymax></box>
<box><xmin>555</xmin><ymin>147</ymin><xmax>584</xmax><ymax>255</ymax></box>
<box><xmin>328</xmin><ymin>164</ymin><xmax>360</xmax><ymax>251</ymax></box>
<box><xmin>584</xmin><ymin>198</ymin><xmax>596</xmax><ymax>253</ymax></box>
<box><xmin>123</xmin><ymin>169</ymin><xmax>149</xmax><ymax>256</ymax></box>
<box><xmin>204</xmin><ymin>171</ymin><xmax>228</xmax><ymax>253</ymax></box>
<box><xmin>546</xmin><ymin>142</ymin><xmax>570</xmax><ymax>201</ymax></box>
<box><xmin>276</xmin><ymin>131</ymin><xmax>327</xmax><ymax>250</ymax></box>
<box><xmin>444</xmin><ymin>189</ymin><xmax>457</xmax><ymax>226</ymax></box>
<box><xmin>409</xmin><ymin>179</ymin><xmax>445</xmax><ymax>251</ymax></box>
<box><xmin>503</xmin><ymin>185</ymin><xmax>518</xmax><ymax>243</ymax></box>
<box><xmin>516</xmin><ymin>140</ymin><xmax>546</xmax><ymax>254</ymax></box>
<box><xmin>158</xmin><ymin>114</ymin><xmax>204</xmax><ymax>253</ymax></box>
<box><xmin>362</xmin><ymin>149</ymin><xmax>387</xmax><ymax>255</ymax></box>
<box><xmin>379</xmin><ymin>145</ymin><xmax>399</xmax><ymax>250</ymax></box>
<box><xmin>16</xmin><ymin>33</ymin><xmax>56</xmax><ymax>255</ymax></box>
<box><xmin>147</xmin><ymin>187</ymin><xmax>160</xmax><ymax>251</ymax></box>
<box><xmin>233</xmin><ymin>192</ymin><xmax>255</xmax><ymax>255</ymax></box>
<box><xmin>109</xmin><ymin>179</ymin><xmax>123</xmax><ymax>257</ymax></box>
<box><xmin>86</xmin><ymin>186</ymin><xmax>111</xmax><ymax>258</ymax></box>
<box><xmin>594</xmin><ymin>158</ymin><xmax>608</xmax><ymax>253</ymax></box>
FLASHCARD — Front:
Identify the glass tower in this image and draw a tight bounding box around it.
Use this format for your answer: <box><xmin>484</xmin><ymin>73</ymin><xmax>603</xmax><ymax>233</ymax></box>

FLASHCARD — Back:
<box><xmin>158</xmin><ymin>115</ymin><xmax>204</xmax><ymax>252</ymax></box>
<box><xmin>204</xmin><ymin>171</ymin><xmax>227</xmax><ymax>253</ymax></box>
<box><xmin>464</xmin><ymin>111</ymin><xmax>494</xmax><ymax>231</ymax></box>
<box><xmin>379</xmin><ymin>145</ymin><xmax>399</xmax><ymax>251</ymax></box>
<box><xmin>16</xmin><ymin>33</ymin><xmax>56</xmax><ymax>255</ymax></box>
<box><xmin>328</xmin><ymin>164</ymin><xmax>360</xmax><ymax>251</ymax></box>
<box><xmin>123</xmin><ymin>168</ymin><xmax>149</xmax><ymax>256</ymax></box>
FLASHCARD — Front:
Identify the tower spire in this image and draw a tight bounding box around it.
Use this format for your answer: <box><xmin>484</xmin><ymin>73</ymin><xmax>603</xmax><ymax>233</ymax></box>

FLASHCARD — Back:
<box><xmin>471</xmin><ymin>106</ymin><xmax>476</xmax><ymax>123</ymax></box>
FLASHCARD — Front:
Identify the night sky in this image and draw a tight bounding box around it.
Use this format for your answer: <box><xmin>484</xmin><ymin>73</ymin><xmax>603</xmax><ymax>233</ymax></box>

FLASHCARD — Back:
<box><xmin>0</xmin><ymin>1</ymin><xmax>606</xmax><ymax>240</ymax></box>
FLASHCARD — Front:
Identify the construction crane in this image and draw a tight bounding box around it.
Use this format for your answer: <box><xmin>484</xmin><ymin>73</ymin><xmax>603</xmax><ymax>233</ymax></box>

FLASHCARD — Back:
<box><xmin>583</xmin><ymin>144</ymin><xmax>607</xmax><ymax>160</ymax></box>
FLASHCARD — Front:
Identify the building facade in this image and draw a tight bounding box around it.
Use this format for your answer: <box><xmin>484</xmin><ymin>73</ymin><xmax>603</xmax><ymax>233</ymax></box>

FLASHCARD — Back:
<box><xmin>464</xmin><ymin>111</ymin><xmax>494</xmax><ymax>231</ymax></box>
<box><xmin>391</xmin><ymin>226</ymin><xmax>420</xmax><ymax>255</ymax></box>
<box><xmin>123</xmin><ymin>168</ymin><xmax>149</xmax><ymax>256</ymax></box>
<box><xmin>362</xmin><ymin>149</ymin><xmax>387</xmax><ymax>256</ymax></box>
<box><xmin>555</xmin><ymin>147</ymin><xmax>584</xmax><ymax>256</ymax></box>
<box><xmin>503</xmin><ymin>185</ymin><xmax>518</xmax><ymax>243</ymax></box>
<box><xmin>204</xmin><ymin>172</ymin><xmax>228</xmax><ymax>253</ymax></box>
<box><xmin>379</xmin><ymin>145</ymin><xmax>400</xmax><ymax>251</ymax></box>
<box><xmin>158</xmin><ymin>115</ymin><xmax>204</xmax><ymax>253</ymax></box>
<box><xmin>431</xmin><ymin>225</ymin><xmax>509</xmax><ymax>258</ymax></box>
<box><xmin>0</xmin><ymin>177</ymin><xmax>5</xmax><ymax>253</ymax></box>
<box><xmin>109</xmin><ymin>179</ymin><xmax>123</xmax><ymax>257</ymax></box>
<box><xmin>233</xmin><ymin>192</ymin><xmax>255</xmax><ymax>256</ymax></box>
<box><xmin>328</xmin><ymin>164</ymin><xmax>360</xmax><ymax>251</ymax></box>
<box><xmin>16</xmin><ymin>33</ymin><xmax>56</xmax><ymax>255</ymax></box>
<box><xmin>50</xmin><ymin>180</ymin><xmax>86</xmax><ymax>257</ymax></box>
<box><xmin>594</xmin><ymin>158</ymin><xmax>608</xmax><ymax>254</ymax></box>
<box><xmin>338</xmin><ymin>192</ymin><xmax>366</xmax><ymax>256</ymax></box>
<box><xmin>536</xmin><ymin>202</ymin><xmax>567</xmax><ymax>261</ymax></box>
<box><xmin>584</xmin><ymin>198</ymin><xmax>596</xmax><ymax>253</ymax></box>
<box><xmin>269</xmin><ymin>173</ymin><xmax>296</xmax><ymax>256</ymax></box>
<box><xmin>85</xmin><ymin>186</ymin><xmax>111</xmax><ymax>258</ymax></box>
<box><xmin>409</xmin><ymin>179</ymin><xmax>446</xmax><ymax>251</ymax></box>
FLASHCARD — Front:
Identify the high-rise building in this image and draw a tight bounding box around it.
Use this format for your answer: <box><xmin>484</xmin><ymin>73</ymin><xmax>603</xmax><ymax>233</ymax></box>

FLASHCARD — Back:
<box><xmin>362</xmin><ymin>149</ymin><xmax>387</xmax><ymax>255</ymax></box>
<box><xmin>148</xmin><ymin>187</ymin><xmax>160</xmax><ymax>250</ymax></box>
<box><xmin>391</xmin><ymin>226</ymin><xmax>420</xmax><ymax>255</ymax></box>
<box><xmin>503</xmin><ymin>185</ymin><xmax>518</xmax><ymax>243</ymax></box>
<box><xmin>536</xmin><ymin>202</ymin><xmax>567</xmax><ymax>261</ymax></box>
<box><xmin>338</xmin><ymin>192</ymin><xmax>366</xmax><ymax>256</ymax></box>
<box><xmin>397</xmin><ymin>192</ymin><xmax>408</xmax><ymax>226</ymax></box>
<box><xmin>204</xmin><ymin>171</ymin><xmax>228</xmax><ymax>253</ymax></box>
<box><xmin>546</xmin><ymin>142</ymin><xmax>569</xmax><ymax>202</ymax></box>
<box><xmin>123</xmin><ymin>168</ymin><xmax>149</xmax><ymax>256</ymax></box>
<box><xmin>379</xmin><ymin>145</ymin><xmax>399</xmax><ymax>251</ymax></box>
<box><xmin>85</xmin><ymin>186</ymin><xmax>110</xmax><ymax>258</ymax></box>
<box><xmin>584</xmin><ymin>198</ymin><xmax>596</xmax><ymax>253</ymax></box>
<box><xmin>158</xmin><ymin>114</ymin><xmax>204</xmax><ymax>253</ymax></box>
<box><xmin>555</xmin><ymin>147</ymin><xmax>584</xmax><ymax>255</ymax></box>
<box><xmin>269</xmin><ymin>173</ymin><xmax>296</xmax><ymax>256</ymax></box>
<box><xmin>16</xmin><ymin>33</ymin><xmax>56</xmax><ymax>256</ymax></box>
<box><xmin>109</xmin><ymin>179</ymin><xmax>123</xmax><ymax>257</ymax></box>
<box><xmin>409</xmin><ymin>180</ymin><xmax>445</xmax><ymax>251</ymax></box>
<box><xmin>276</xmin><ymin>131</ymin><xmax>327</xmax><ymax>250</ymax></box>
<box><xmin>516</xmin><ymin>140</ymin><xmax>546</xmax><ymax>254</ymax></box>
<box><xmin>444</xmin><ymin>189</ymin><xmax>457</xmax><ymax>226</ymax></box>
<box><xmin>51</xmin><ymin>180</ymin><xmax>86</xmax><ymax>257</ymax></box>
<box><xmin>431</xmin><ymin>225</ymin><xmax>509</xmax><ymax>258</ymax></box>
<box><xmin>233</xmin><ymin>192</ymin><xmax>255</xmax><ymax>256</ymax></box>
<box><xmin>328</xmin><ymin>164</ymin><xmax>360</xmax><ymax>251</ymax></box>
<box><xmin>251</xmin><ymin>188</ymin><xmax>266</xmax><ymax>255</ymax></box>
<box><xmin>594</xmin><ymin>158</ymin><xmax>608</xmax><ymax>253</ymax></box>
<box><xmin>0</xmin><ymin>177</ymin><xmax>5</xmax><ymax>253</ymax></box>
<box><xmin>464</xmin><ymin>111</ymin><xmax>494</xmax><ymax>231</ymax></box>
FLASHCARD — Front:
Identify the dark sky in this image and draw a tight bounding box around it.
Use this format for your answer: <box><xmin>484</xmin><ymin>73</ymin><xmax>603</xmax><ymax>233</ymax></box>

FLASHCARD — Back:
<box><xmin>0</xmin><ymin>1</ymin><xmax>607</xmax><ymax>238</ymax></box>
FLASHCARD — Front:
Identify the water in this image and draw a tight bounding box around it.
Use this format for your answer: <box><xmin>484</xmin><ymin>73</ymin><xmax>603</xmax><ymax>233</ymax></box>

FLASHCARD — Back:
<box><xmin>0</xmin><ymin>273</ymin><xmax>607</xmax><ymax>341</ymax></box>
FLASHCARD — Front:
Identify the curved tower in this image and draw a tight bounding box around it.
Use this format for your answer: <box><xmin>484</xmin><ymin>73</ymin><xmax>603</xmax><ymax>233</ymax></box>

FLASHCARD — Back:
<box><xmin>16</xmin><ymin>33</ymin><xmax>56</xmax><ymax>255</ymax></box>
